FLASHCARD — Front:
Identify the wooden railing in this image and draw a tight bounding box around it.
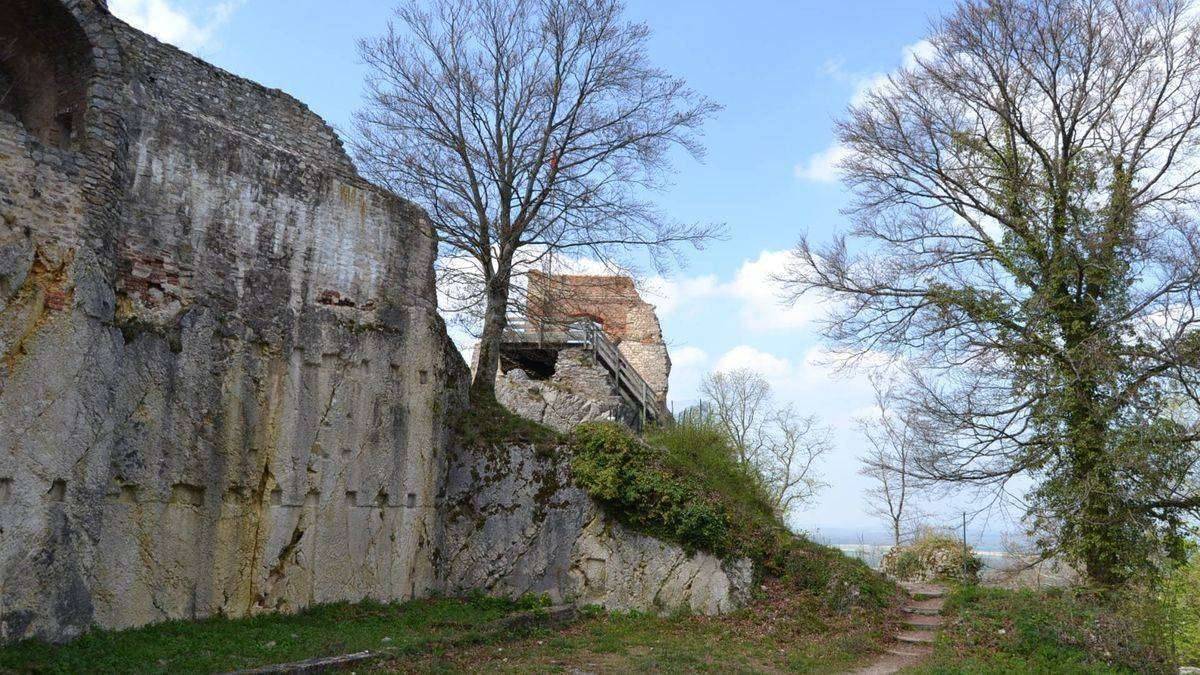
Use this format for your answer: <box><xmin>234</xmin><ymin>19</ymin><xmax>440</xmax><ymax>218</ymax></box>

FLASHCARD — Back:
<box><xmin>502</xmin><ymin>317</ymin><xmax>665</xmax><ymax>425</ymax></box>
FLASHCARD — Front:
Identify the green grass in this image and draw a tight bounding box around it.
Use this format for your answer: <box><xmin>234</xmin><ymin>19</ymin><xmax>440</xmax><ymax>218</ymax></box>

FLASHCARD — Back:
<box><xmin>386</xmin><ymin>579</ymin><xmax>897</xmax><ymax>673</ymax></box>
<box><xmin>0</xmin><ymin>595</ymin><xmax>542</xmax><ymax>675</ymax></box>
<box><xmin>454</xmin><ymin>393</ymin><xmax>562</xmax><ymax>451</ymax></box>
<box><xmin>570</xmin><ymin>421</ymin><xmax>898</xmax><ymax>610</ymax></box>
<box><xmin>907</xmin><ymin>586</ymin><xmax>1176</xmax><ymax>674</ymax></box>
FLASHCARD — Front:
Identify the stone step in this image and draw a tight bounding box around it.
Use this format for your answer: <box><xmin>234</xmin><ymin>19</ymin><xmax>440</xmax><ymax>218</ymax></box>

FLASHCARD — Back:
<box><xmin>854</xmin><ymin>653</ymin><xmax>921</xmax><ymax>675</ymax></box>
<box><xmin>896</xmin><ymin>630</ymin><xmax>937</xmax><ymax>645</ymax></box>
<box><xmin>904</xmin><ymin>605</ymin><xmax>943</xmax><ymax>617</ymax></box>
<box><xmin>906</xmin><ymin>596</ymin><xmax>945</xmax><ymax>611</ymax></box>
<box><xmin>900</xmin><ymin>583</ymin><xmax>948</xmax><ymax>599</ymax></box>
<box><xmin>886</xmin><ymin>645</ymin><xmax>932</xmax><ymax>658</ymax></box>
<box><xmin>902</xmin><ymin>614</ymin><xmax>943</xmax><ymax>629</ymax></box>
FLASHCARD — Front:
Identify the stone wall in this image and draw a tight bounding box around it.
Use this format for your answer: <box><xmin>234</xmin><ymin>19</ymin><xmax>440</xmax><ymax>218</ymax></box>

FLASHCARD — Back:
<box><xmin>0</xmin><ymin>0</ymin><xmax>467</xmax><ymax>643</ymax></box>
<box><xmin>526</xmin><ymin>272</ymin><xmax>671</xmax><ymax>404</ymax></box>
<box><xmin>434</xmin><ymin>440</ymin><xmax>753</xmax><ymax>615</ymax></box>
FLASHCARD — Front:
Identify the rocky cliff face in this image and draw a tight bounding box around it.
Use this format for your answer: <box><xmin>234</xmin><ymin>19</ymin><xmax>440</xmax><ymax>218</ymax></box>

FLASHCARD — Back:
<box><xmin>0</xmin><ymin>0</ymin><xmax>748</xmax><ymax>645</ymax></box>
<box><xmin>0</xmin><ymin>0</ymin><xmax>467</xmax><ymax>643</ymax></box>
<box><xmin>434</xmin><ymin>439</ymin><xmax>753</xmax><ymax>615</ymax></box>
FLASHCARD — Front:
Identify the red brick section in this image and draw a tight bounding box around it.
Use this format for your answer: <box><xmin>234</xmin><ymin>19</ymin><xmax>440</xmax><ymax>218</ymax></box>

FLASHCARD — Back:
<box><xmin>43</xmin><ymin>288</ymin><xmax>69</xmax><ymax>311</ymax></box>
<box><xmin>117</xmin><ymin>253</ymin><xmax>184</xmax><ymax>308</ymax></box>
<box><xmin>527</xmin><ymin>271</ymin><xmax>645</xmax><ymax>342</ymax></box>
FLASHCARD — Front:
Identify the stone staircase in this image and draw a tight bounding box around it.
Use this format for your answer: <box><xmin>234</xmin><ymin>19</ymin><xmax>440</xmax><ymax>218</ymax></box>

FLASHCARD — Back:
<box><xmin>853</xmin><ymin>583</ymin><xmax>947</xmax><ymax>674</ymax></box>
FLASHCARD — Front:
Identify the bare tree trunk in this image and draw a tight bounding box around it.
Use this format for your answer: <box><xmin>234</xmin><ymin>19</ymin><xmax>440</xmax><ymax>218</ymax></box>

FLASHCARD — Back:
<box><xmin>471</xmin><ymin>277</ymin><xmax>510</xmax><ymax>400</ymax></box>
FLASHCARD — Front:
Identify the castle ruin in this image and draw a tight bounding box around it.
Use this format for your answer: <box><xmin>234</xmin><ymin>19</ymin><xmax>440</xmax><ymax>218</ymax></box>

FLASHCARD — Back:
<box><xmin>0</xmin><ymin>0</ymin><xmax>748</xmax><ymax>645</ymax></box>
<box><xmin>494</xmin><ymin>272</ymin><xmax>672</xmax><ymax>432</ymax></box>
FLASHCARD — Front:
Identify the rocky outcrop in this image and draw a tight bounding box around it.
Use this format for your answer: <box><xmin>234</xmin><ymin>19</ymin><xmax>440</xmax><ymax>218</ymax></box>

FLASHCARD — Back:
<box><xmin>0</xmin><ymin>0</ymin><xmax>466</xmax><ymax>643</ymax></box>
<box><xmin>434</xmin><ymin>439</ymin><xmax>753</xmax><ymax>615</ymax></box>
<box><xmin>496</xmin><ymin>348</ymin><xmax>637</xmax><ymax>433</ymax></box>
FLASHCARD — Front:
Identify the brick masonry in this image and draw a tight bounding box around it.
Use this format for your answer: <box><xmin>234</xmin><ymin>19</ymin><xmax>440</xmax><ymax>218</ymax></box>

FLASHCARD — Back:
<box><xmin>526</xmin><ymin>271</ymin><xmax>672</xmax><ymax>403</ymax></box>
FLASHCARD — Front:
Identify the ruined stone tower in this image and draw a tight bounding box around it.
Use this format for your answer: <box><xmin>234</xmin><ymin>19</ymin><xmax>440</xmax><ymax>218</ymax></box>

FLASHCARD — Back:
<box><xmin>526</xmin><ymin>271</ymin><xmax>671</xmax><ymax>404</ymax></box>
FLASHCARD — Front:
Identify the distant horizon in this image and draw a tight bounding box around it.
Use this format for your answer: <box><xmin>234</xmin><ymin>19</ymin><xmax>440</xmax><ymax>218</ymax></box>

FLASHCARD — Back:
<box><xmin>803</xmin><ymin>525</ymin><xmax>1016</xmax><ymax>551</ymax></box>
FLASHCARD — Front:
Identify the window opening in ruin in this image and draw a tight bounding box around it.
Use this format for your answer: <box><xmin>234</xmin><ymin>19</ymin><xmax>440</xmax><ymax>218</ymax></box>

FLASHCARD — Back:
<box><xmin>54</xmin><ymin>110</ymin><xmax>74</xmax><ymax>147</ymax></box>
<box><xmin>567</xmin><ymin>313</ymin><xmax>605</xmax><ymax>328</ymax></box>
<box><xmin>501</xmin><ymin>348</ymin><xmax>557</xmax><ymax>380</ymax></box>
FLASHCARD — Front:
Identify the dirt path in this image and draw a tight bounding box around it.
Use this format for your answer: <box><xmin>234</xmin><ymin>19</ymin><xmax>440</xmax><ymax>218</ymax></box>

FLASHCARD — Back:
<box><xmin>850</xmin><ymin>582</ymin><xmax>947</xmax><ymax>675</ymax></box>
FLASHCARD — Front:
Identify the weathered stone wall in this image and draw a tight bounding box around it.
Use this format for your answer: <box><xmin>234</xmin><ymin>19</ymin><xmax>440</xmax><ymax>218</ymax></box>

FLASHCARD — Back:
<box><xmin>434</xmin><ymin>440</ymin><xmax>753</xmax><ymax>615</ymax></box>
<box><xmin>0</xmin><ymin>0</ymin><xmax>468</xmax><ymax>643</ymax></box>
<box><xmin>496</xmin><ymin>347</ymin><xmax>638</xmax><ymax>433</ymax></box>
<box><xmin>526</xmin><ymin>272</ymin><xmax>671</xmax><ymax>403</ymax></box>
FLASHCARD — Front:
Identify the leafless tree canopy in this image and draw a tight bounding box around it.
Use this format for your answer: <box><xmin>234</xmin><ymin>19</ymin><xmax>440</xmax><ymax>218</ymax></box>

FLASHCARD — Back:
<box><xmin>782</xmin><ymin>0</ymin><xmax>1200</xmax><ymax>583</ymax></box>
<box><xmin>764</xmin><ymin>406</ymin><xmax>833</xmax><ymax>516</ymax></box>
<box><xmin>700</xmin><ymin>369</ymin><xmax>772</xmax><ymax>465</ymax></box>
<box><xmin>354</xmin><ymin>0</ymin><xmax>720</xmax><ymax>395</ymax></box>
<box><xmin>699</xmin><ymin>369</ymin><xmax>831</xmax><ymax>516</ymax></box>
<box><xmin>857</xmin><ymin>375</ymin><xmax>927</xmax><ymax>547</ymax></box>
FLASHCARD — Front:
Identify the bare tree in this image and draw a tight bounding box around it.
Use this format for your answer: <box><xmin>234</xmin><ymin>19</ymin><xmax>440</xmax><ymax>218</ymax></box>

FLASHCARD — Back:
<box><xmin>782</xmin><ymin>0</ymin><xmax>1200</xmax><ymax>584</ymax></box>
<box><xmin>857</xmin><ymin>375</ymin><xmax>923</xmax><ymax>548</ymax></box>
<box><xmin>699</xmin><ymin>369</ymin><xmax>771</xmax><ymax>465</ymax></box>
<box><xmin>699</xmin><ymin>369</ymin><xmax>829</xmax><ymax>516</ymax></box>
<box><xmin>763</xmin><ymin>406</ymin><xmax>832</xmax><ymax>516</ymax></box>
<box><xmin>354</xmin><ymin>0</ymin><xmax>720</xmax><ymax>398</ymax></box>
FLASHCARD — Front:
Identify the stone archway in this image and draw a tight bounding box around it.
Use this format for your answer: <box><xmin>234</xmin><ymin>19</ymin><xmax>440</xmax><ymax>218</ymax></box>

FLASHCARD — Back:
<box><xmin>0</xmin><ymin>0</ymin><xmax>95</xmax><ymax>149</ymax></box>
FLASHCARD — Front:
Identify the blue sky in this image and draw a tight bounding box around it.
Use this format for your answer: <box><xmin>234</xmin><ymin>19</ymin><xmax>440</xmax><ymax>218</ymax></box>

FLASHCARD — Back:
<box><xmin>108</xmin><ymin>0</ymin><xmax>1019</xmax><ymax>544</ymax></box>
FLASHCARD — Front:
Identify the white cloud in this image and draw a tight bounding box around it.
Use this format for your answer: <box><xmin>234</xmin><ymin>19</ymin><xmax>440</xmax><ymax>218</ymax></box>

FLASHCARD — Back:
<box><xmin>799</xmin><ymin>40</ymin><xmax>937</xmax><ymax>185</ymax></box>
<box><xmin>109</xmin><ymin>0</ymin><xmax>240</xmax><ymax>52</ymax></box>
<box><xmin>851</xmin><ymin>39</ymin><xmax>935</xmax><ymax>106</ymax></box>
<box><xmin>642</xmin><ymin>274</ymin><xmax>719</xmax><ymax>316</ymax></box>
<box><xmin>728</xmin><ymin>250</ymin><xmax>832</xmax><ymax>331</ymax></box>
<box><xmin>902</xmin><ymin>40</ymin><xmax>937</xmax><ymax>68</ymax></box>
<box><xmin>645</xmin><ymin>250</ymin><xmax>832</xmax><ymax>333</ymax></box>
<box><xmin>794</xmin><ymin>142</ymin><xmax>851</xmax><ymax>184</ymax></box>
<box><xmin>671</xmin><ymin>345</ymin><xmax>709</xmax><ymax>369</ymax></box>
<box><xmin>714</xmin><ymin>345</ymin><xmax>793</xmax><ymax>377</ymax></box>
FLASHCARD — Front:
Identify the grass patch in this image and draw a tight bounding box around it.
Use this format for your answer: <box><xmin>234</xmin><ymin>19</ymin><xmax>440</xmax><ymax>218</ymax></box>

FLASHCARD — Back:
<box><xmin>570</xmin><ymin>421</ymin><xmax>898</xmax><ymax>609</ymax></box>
<box><xmin>384</xmin><ymin>579</ymin><xmax>896</xmax><ymax>673</ymax></box>
<box><xmin>908</xmin><ymin>586</ymin><xmax>1176</xmax><ymax>674</ymax></box>
<box><xmin>455</xmin><ymin>393</ymin><xmax>562</xmax><ymax>451</ymax></box>
<box><xmin>0</xmin><ymin>595</ymin><xmax>543</xmax><ymax>675</ymax></box>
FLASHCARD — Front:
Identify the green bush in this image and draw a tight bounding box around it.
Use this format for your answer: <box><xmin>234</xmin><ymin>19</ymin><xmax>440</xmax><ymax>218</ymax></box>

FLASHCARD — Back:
<box><xmin>571</xmin><ymin>422</ymin><xmax>732</xmax><ymax>555</ymax></box>
<box><xmin>570</xmin><ymin>421</ymin><xmax>898</xmax><ymax>609</ymax></box>
<box><xmin>879</xmin><ymin>529</ymin><xmax>984</xmax><ymax>583</ymax></box>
